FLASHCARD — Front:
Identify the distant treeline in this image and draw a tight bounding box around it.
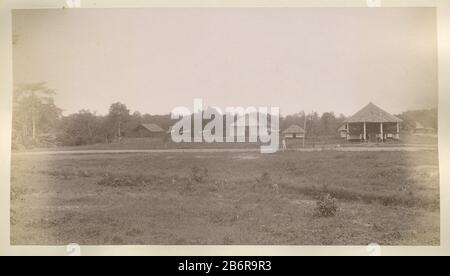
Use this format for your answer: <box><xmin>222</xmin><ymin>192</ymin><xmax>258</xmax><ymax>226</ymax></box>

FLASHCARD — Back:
<box><xmin>396</xmin><ymin>109</ymin><xmax>438</xmax><ymax>131</ymax></box>
<box><xmin>11</xmin><ymin>82</ymin><xmax>438</xmax><ymax>149</ymax></box>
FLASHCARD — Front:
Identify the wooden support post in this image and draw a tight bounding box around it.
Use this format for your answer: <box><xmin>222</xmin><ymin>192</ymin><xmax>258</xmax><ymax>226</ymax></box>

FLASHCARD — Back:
<box><xmin>363</xmin><ymin>121</ymin><xmax>366</xmax><ymax>142</ymax></box>
<box><xmin>303</xmin><ymin>112</ymin><xmax>307</xmax><ymax>148</ymax></box>
<box><xmin>397</xmin><ymin>122</ymin><xmax>400</xmax><ymax>139</ymax></box>
<box><xmin>346</xmin><ymin>123</ymin><xmax>349</xmax><ymax>140</ymax></box>
<box><xmin>380</xmin><ymin>122</ymin><xmax>384</xmax><ymax>142</ymax></box>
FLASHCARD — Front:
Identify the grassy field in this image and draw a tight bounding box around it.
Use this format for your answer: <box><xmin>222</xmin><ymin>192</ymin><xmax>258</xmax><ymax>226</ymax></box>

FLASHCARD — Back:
<box><xmin>10</xmin><ymin>150</ymin><xmax>439</xmax><ymax>245</ymax></box>
<box><xmin>24</xmin><ymin>132</ymin><xmax>438</xmax><ymax>152</ymax></box>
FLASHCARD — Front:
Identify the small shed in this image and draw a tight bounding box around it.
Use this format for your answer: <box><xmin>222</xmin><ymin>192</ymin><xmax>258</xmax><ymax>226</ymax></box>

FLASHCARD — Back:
<box><xmin>282</xmin><ymin>125</ymin><xmax>306</xmax><ymax>139</ymax></box>
<box><xmin>132</xmin><ymin>123</ymin><xmax>165</xmax><ymax>138</ymax></box>
<box><xmin>413</xmin><ymin>121</ymin><xmax>436</xmax><ymax>134</ymax></box>
<box><xmin>338</xmin><ymin>124</ymin><xmax>347</xmax><ymax>138</ymax></box>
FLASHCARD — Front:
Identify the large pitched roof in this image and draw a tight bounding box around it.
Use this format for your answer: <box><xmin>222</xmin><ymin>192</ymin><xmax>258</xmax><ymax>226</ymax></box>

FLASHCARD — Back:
<box><xmin>138</xmin><ymin>123</ymin><xmax>165</xmax><ymax>132</ymax></box>
<box><xmin>345</xmin><ymin>102</ymin><xmax>403</xmax><ymax>123</ymax></box>
<box><xmin>168</xmin><ymin>125</ymin><xmax>192</xmax><ymax>134</ymax></box>
<box><xmin>414</xmin><ymin>121</ymin><xmax>435</xmax><ymax>130</ymax></box>
<box><xmin>283</xmin><ymin>124</ymin><xmax>306</xmax><ymax>134</ymax></box>
<box><xmin>415</xmin><ymin>121</ymin><xmax>425</xmax><ymax>129</ymax></box>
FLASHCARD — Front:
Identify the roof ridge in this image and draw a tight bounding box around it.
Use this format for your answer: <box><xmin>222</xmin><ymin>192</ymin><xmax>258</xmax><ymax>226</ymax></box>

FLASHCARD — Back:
<box><xmin>344</xmin><ymin>102</ymin><xmax>403</xmax><ymax>123</ymax></box>
<box><xmin>139</xmin><ymin>123</ymin><xmax>165</xmax><ymax>132</ymax></box>
<box><xmin>283</xmin><ymin>124</ymin><xmax>306</xmax><ymax>133</ymax></box>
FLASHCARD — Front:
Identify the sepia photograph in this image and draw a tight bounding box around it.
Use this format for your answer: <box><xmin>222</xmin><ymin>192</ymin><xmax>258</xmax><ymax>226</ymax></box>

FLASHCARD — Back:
<box><xmin>3</xmin><ymin>2</ymin><xmax>447</xmax><ymax>255</ymax></box>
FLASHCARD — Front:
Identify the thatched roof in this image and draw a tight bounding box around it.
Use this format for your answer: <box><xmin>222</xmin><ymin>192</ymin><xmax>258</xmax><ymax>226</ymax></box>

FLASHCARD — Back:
<box><xmin>414</xmin><ymin>121</ymin><xmax>435</xmax><ymax>131</ymax></box>
<box><xmin>136</xmin><ymin>123</ymin><xmax>165</xmax><ymax>132</ymax></box>
<box><xmin>345</xmin><ymin>102</ymin><xmax>403</xmax><ymax>123</ymax></box>
<box><xmin>415</xmin><ymin>121</ymin><xmax>425</xmax><ymax>129</ymax></box>
<box><xmin>283</xmin><ymin>124</ymin><xmax>306</xmax><ymax>134</ymax></box>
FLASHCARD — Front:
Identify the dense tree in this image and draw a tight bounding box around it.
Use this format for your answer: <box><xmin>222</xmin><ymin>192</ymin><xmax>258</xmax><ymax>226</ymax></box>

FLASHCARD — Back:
<box><xmin>12</xmin><ymin>82</ymin><xmax>62</xmax><ymax>148</ymax></box>
<box><xmin>319</xmin><ymin>112</ymin><xmax>346</xmax><ymax>137</ymax></box>
<box><xmin>305</xmin><ymin>111</ymin><xmax>320</xmax><ymax>138</ymax></box>
<box><xmin>108</xmin><ymin>102</ymin><xmax>130</xmax><ymax>139</ymax></box>
<box><xmin>281</xmin><ymin>112</ymin><xmax>307</xmax><ymax>131</ymax></box>
<box><xmin>319</xmin><ymin>112</ymin><xmax>335</xmax><ymax>136</ymax></box>
<box><xmin>397</xmin><ymin>109</ymin><xmax>438</xmax><ymax>131</ymax></box>
<box><xmin>57</xmin><ymin>110</ymin><xmax>105</xmax><ymax>146</ymax></box>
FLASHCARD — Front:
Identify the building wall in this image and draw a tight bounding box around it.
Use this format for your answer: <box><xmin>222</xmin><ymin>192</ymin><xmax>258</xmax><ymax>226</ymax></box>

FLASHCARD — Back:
<box><xmin>347</xmin><ymin>122</ymin><xmax>399</xmax><ymax>141</ymax></box>
<box><xmin>133</xmin><ymin>127</ymin><xmax>165</xmax><ymax>138</ymax></box>
<box><xmin>284</xmin><ymin>133</ymin><xmax>305</xmax><ymax>139</ymax></box>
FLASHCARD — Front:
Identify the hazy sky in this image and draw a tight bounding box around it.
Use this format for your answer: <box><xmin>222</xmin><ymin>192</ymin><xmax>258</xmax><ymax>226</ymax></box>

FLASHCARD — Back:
<box><xmin>13</xmin><ymin>8</ymin><xmax>438</xmax><ymax>116</ymax></box>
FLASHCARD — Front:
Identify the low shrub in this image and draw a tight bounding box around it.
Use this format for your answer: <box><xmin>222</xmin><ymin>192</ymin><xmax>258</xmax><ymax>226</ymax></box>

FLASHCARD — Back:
<box><xmin>314</xmin><ymin>193</ymin><xmax>339</xmax><ymax>217</ymax></box>
<box><xmin>11</xmin><ymin>186</ymin><xmax>28</xmax><ymax>200</ymax></box>
<box><xmin>190</xmin><ymin>166</ymin><xmax>208</xmax><ymax>183</ymax></box>
<box><xmin>97</xmin><ymin>174</ymin><xmax>134</xmax><ymax>187</ymax></box>
<box><xmin>255</xmin><ymin>172</ymin><xmax>279</xmax><ymax>194</ymax></box>
<box><xmin>97</xmin><ymin>174</ymin><xmax>152</xmax><ymax>187</ymax></box>
<box><xmin>256</xmin><ymin>172</ymin><xmax>272</xmax><ymax>187</ymax></box>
